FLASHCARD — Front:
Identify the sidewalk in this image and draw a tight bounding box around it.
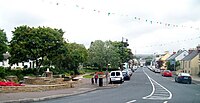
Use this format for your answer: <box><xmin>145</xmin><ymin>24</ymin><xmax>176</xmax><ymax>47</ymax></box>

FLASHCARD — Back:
<box><xmin>0</xmin><ymin>78</ymin><xmax>117</xmax><ymax>103</ymax></box>
<box><xmin>191</xmin><ymin>76</ymin><xmax>200</xmax><ymax>84</ymax></box>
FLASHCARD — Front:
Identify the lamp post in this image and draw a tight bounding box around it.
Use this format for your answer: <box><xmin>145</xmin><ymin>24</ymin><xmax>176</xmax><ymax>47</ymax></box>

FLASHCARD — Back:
<box><xmin>121</xmin><ymin>37</ymin><xmax>129</xmax><ymax>70</ymax></box>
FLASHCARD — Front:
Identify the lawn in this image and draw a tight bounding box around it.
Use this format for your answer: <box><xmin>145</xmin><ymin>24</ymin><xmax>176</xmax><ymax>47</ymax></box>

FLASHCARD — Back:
<box><xmin>83</xmin><ymin>74</ymin><xmax>93</xmax><ymax>78</ymax></box>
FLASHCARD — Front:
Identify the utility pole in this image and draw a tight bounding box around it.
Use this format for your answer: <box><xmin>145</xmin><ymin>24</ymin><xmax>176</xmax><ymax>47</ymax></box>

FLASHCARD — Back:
<box><xmin>121</xmin><ymin>37</ymin><xmax>128</xmax><ymax>70</ymax></box>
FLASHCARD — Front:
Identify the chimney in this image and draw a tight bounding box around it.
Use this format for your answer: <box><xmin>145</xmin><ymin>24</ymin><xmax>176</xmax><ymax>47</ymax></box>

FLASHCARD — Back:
<box><xmin>188</xmin><ymin>48</ymin><xmax>195</xmax><ymax>54</ymax></box>
<box><xmin>197</xmin><ymin>44</ymin><xmax>200</xmax><ymax>53</ymax></box>
<box><xmin>164</xmin><ymin>51</ymin><xmax>169</xmax><ymax>54</ymax></box>
<box><xmin>173</xmin><ymin>52</ymin><xmax>176</xmax><ymax>54</ymax></box>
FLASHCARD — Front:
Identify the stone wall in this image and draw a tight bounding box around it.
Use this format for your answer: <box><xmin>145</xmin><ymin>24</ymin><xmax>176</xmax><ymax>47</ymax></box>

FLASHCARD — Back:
<box><xmin>0</xmin><ymin>81</ymin><xmax>76</xmax><ymax>93</ymax></box>
<box><xmin>24</xmin><ymin>77</ymin><xmax>67</xmax><ymax>85</ymax></box>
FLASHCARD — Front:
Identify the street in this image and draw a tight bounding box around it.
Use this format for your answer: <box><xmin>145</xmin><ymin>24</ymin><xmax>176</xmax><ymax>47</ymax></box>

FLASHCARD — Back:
<box><xmin>35</xmin><ymin>67</ymin><xmax>200</xmax><ymax>103</ymax></box>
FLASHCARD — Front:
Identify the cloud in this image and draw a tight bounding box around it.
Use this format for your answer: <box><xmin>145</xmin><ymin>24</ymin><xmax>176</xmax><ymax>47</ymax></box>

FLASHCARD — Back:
<box><xmin>0</xmin><ymin>0</ymin><xmax>199</xmax><ymax>54</ymax></box>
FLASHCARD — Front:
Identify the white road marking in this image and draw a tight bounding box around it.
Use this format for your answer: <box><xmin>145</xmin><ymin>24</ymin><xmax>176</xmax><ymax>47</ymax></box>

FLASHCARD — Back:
<box><xmin>163</xmin><ymin>101</ymin><xmax>168</xmax><ymax>103</ymax></box>
<box><xmin>143</xmin><ymin>69</ymin><xmax>172</xmax><ymax>100</ymax></box>
<box><xmin>126</xmin><ymin>100</ymin><xmax>137</xmax><ymax>103</ymax></box>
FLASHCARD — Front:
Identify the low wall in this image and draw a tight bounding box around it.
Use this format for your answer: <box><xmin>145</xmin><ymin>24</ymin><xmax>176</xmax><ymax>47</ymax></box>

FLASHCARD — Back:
<box><xmin>0</xmin><ymin>81</ymin><xmax>77</xmax><ymax>93</ymax></box>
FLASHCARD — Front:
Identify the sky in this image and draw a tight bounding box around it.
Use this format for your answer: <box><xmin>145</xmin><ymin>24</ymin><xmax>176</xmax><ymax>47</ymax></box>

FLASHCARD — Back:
<box><xmin>0</xmin><ymin>0</ymin><xmax>200</xmax><ymax>54</ymax></box>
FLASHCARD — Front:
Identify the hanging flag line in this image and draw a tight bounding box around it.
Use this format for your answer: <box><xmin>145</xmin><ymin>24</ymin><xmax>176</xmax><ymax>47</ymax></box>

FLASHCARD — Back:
<box><xmin>42</xmin><ymin>0</ymin><xmax>200</xmax><ymax>31</ymax></box>
<box><xmin>143</xmin><ymin>35</ymin><xmax>200</xmax><ymax>48</ymax></box>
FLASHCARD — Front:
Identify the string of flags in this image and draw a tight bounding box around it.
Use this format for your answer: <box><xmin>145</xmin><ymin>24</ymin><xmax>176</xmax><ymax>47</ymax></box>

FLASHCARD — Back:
<box><xmin>144</xmin><ymin>36</ymin><xmax>200</xmax><ymax>48</ymax></box>
<box><xmin>41</xmin><ymin>0</ymin><xmax>200</xmax><ymax>31</ymax></box>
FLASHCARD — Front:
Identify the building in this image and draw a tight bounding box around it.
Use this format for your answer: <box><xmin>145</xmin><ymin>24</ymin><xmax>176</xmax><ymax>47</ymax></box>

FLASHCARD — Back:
<box><xmin>180</xmin><ymin>45</ymin><xmax>200</xmax><ymax>76</ymax></box>
<box><xmin>159</xmin><ymin>51</ymin><xmax>171</xmax><ymax>70</ymax></box>
<box><xmin>0</xmin><ymin>52</ymin><xmax>36</xmax><ymax>69</ymax></box>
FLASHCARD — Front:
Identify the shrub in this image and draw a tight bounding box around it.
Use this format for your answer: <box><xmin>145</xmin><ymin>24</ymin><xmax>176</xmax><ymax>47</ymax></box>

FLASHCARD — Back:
<box><xmin>0</xmin><ymin>67</ymin><xmax>6</xmax><ymax>79</ymax></box>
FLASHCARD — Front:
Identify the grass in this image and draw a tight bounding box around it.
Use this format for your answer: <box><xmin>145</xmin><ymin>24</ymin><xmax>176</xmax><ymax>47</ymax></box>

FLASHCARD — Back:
<box><xmin>83</xmin><ymin>74</ymin><xmax>93</xmax><ymax>78</ymax></box>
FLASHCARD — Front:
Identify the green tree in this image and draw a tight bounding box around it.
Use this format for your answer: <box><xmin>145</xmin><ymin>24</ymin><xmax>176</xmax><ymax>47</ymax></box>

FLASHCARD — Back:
<box><xmin>112</xmin><ymin>41</ymin><xmax>133</xmax><ymax>66</ymax></box>
<box><xmin>88</xmin><ymin>40</ymin><xmax>105</xmax><ymax>69</ymax></box>
<box><xmin>88</xmin><ymin>40</ymin><xmax>121</xmax><ymax>70</ymax></box>
<box><xmin>0</xmin><ymin>29</ymin><xmax>8</xmax><ymax>61</ymax></box>
<box><xmin>66</xmin><ymin>43</ymin><xmax>88</xmax><ymax>74</ymax></box>
<box><xmin>9</xmin><ymin>25</ymin><xmax>65</xmax><ymax>73</ymax></box>
<box><xmin>104</xmin><ymin>41</ymin><xmax>121</xmax><ymax>68</ymax></box>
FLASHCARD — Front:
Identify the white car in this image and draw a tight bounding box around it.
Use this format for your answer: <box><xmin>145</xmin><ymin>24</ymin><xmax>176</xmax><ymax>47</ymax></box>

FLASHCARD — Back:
<box><xmin>154</xmin><ymin>68</ymin><xmax>161</xmax><ymax>73</ymax></box>
<box><xmin>110</xmin><ymin>71</ymin><xmax>124</xmax><ymax>83</ymax></box>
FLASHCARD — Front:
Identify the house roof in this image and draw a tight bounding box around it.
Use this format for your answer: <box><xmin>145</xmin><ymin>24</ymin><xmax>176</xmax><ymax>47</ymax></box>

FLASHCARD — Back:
<box><xmin>166</xmin><ymin>53</ymin><xmax>176</xmax><ymax>61</ymax></box>
<box><xmin>182</xmin><ymin>50</ymin><xmax>198</xmax><ymax>61</ymax></box>
<box><xmin>160</xmin><ymin>52</ymin><xmax>171</xmax><ymax>61</ymax></box>
<box><xmin>166</xmin><ymin>50</ymin><xmax>187</xmax><ymax>61</ymax></box>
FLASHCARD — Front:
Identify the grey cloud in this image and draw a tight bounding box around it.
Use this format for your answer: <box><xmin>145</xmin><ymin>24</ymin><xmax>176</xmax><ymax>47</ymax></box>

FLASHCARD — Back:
<box><xmin>1</xmin><ymin>11</ymin><xmax>45</xmax><ymax>26</ymax></box>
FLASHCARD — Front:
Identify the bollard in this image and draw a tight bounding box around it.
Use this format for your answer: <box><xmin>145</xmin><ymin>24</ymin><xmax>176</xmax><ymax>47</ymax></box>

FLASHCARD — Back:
<box><xmin>99</xmin><ymin>78</ymin><xmax>103</xmax><ymax>87</ymax></box>
<box><xmin>91</xmin><ymin>78</ymin><xmax>94</xmax><ymax>84</ymax></box>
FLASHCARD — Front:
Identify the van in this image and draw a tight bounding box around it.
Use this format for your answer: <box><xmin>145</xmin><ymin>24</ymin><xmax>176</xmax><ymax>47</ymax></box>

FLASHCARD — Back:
<box><xmin>109</xmin><ymin>71</ymin><xmax>124</xmax><ymax>83</ymax></box>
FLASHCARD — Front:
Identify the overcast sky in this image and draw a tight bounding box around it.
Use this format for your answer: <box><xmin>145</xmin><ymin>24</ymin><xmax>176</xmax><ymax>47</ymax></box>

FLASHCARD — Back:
<box><xmin>0</xmin><ymin>0</ymin><xmax>200</xmax><ymax>54</ymax></box>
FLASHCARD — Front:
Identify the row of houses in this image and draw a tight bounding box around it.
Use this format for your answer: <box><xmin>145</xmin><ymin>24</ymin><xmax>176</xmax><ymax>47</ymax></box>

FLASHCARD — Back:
<box><xmin>0</xmin><ymin>52</ymin><xmax>36</xmax><ymax>69</ymax></box>
<box><xmin>153</xmin><ymin>44</ymin><xmax>200</xmax><ymax>76</ymax></box>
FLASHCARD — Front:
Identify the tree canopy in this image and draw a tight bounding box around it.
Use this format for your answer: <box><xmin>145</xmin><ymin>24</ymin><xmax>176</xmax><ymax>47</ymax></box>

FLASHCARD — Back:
<box><xmin>88</xmin><ymin>40</ymin><xmax>133</xmax><ymax>70</ymax></box>
<box><xmin>9</xmin><ymin>25</ymin><xmax>65</xmax><ymax>70</ymax></box>
<box><xmin>0</xmin><ymin>29</ymin><xmax>8</xmax><ymax>61</ymax></box>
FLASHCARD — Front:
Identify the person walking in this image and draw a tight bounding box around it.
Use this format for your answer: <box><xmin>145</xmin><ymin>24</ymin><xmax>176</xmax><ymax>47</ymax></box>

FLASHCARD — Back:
<box><xmin>94</xmin><ymin>72</ymin><xmax>98</xmax><ymax>84</ymax></box>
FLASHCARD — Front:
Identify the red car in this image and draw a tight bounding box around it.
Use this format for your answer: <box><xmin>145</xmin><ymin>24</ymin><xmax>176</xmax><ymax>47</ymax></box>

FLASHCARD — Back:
<box><xmin>162</xmin><ymin>70</ymin><xmax>172</xmax><ymax>77</ymax></box>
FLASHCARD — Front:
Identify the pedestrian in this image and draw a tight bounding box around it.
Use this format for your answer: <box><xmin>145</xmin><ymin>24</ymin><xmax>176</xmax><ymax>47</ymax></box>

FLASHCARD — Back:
<box><xmin>105</xmin><ymin>70</ymin><xmax>108</xmax><ymax>84</ymax></box>
<box><xmin>94</xmin><ymin>72</ymin><xmax>98</xmax><ymax>84</ymax></box>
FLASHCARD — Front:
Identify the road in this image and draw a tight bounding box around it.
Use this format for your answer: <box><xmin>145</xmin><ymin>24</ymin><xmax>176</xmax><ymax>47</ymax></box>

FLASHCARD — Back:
<box><xmin>35</xmin><ymin>67</ymin><xmax>200</xmax><ymax>103</ymax></box>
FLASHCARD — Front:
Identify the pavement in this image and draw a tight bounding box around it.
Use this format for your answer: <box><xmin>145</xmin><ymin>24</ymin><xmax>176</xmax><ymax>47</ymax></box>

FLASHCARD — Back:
<box><xmin>0</xmin><ymin>76</ymin><xmax>118</xmax><ymax>103</ymax></box>
<box><xmin>191</xmin><ymin>76</ymin><xmax>200</xmax><ymax>84</ymax></box>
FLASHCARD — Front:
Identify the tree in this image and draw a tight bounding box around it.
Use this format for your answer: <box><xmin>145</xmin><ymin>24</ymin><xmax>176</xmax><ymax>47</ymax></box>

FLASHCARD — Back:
<box><xmin>88</xmin><ymin>40</ymin><xmax>105</xmax><ymax>69</ymax></box>
<box><xmin>0</xmin><ymin>29</ymin><xmax>8</xmax><ymax>61</ymax></box>
<box><xmin>104</xmin><ymin>41</ymin><xmax>121</xmax><ymax>68</ymax></box>
<box><xmin>66</xmin><ymin>43</ymin><xmax>88</xmax><ymax>74</ymax></box>
<box><xmin>112</xmin><ymin>41</ymin><xmax>134</xmax><ymax>66</ymax></box>
<box><xmin>88</xmin><ymin>40</ymin><xmax>121</xmax><ymax>70</ymax></box>
<box><xmin>9</xmin><ymin>25</ymin><xmax>65</xmax><ymax>72</ymax></box>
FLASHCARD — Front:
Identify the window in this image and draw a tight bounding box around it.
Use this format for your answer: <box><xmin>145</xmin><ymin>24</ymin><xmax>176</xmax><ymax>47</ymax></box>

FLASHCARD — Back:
<box><xmin>111</xmin><ymin>72</ymin><xmax>115</xmax><ymax>76</ymax></box>
<box><xmin>116</xmin><ymin>72</ymin><xmax>120</xmax><ymax>76</ymax></box>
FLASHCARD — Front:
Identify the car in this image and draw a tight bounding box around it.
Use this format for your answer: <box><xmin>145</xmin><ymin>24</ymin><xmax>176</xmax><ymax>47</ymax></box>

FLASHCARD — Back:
<box><xmin>122</xmin><ymin>70</ymin><xmax>130</xmax><ymax>80</ymax></box>
<box><xmin>109</xmin><ymin>71</ymin><xmax>124</xmax><ymax>83</ymax></box>
<box><xmin>175</xmin><ymin>73</ymin><xmax>192</xmax><ymax>84</ymax></box>
<box><xmin>127</xmin><ymin>69</ymin><xmax>133</xmax><ymax>76</ymax></box>
<box><xmin>154</xmin><ymin>68</ymin><xmax>161</xmax><ymax>73</ymax></box>
<box><xmin>162</xmin><ymin>70</ymin><xmax>172</xmax><ymax>77</ymax></box>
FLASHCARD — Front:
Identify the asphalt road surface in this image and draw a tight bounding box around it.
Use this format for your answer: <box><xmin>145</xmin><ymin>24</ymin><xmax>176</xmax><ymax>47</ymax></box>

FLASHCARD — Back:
<box><xmin>35</xmin><ymin>67</ymin><xmax>200</xmax><ymax>103</ymax></box>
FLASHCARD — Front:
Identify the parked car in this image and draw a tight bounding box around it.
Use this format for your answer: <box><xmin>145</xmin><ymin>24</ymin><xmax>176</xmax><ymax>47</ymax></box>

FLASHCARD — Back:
<box><xmin>109</xmin><ymin>71</ymin><xmax>124</xmax><ymax>83</ymax></box>
<box><xmin>154</xmin><ymin>68</ymin><xmax>161</xmax><ymax>73</ymax></box>
<box><xmin>175</xmin><ymin>73</ymin><xmax>192</xmax><ymax>84</ymax></box>
<box><xmin>162</xmin><ymin>70</ymin><xmax>172</xmax><ymax>77</ymax></box>
<box><xmin>127</xmin><ymin>69</ymin><xmax>133</xmax><ymax>76</ymax></box>
<box><xmin>122</xmin><ymin>70</ymin><xmax>130</xmax><ymax>80</ymax></box>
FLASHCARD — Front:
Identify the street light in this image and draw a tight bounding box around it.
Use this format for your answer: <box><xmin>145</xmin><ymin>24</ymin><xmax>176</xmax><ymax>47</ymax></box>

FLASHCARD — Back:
<box><xmin>121</xmin><ymin>37</ymin><xmax>129</xmax><ymax>70</ymax></box>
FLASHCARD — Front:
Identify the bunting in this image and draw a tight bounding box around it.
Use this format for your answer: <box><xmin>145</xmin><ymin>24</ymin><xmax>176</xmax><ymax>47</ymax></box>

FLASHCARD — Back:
<box><xmin>144</xmin><ymin>36</ymin><xmax>200</xmax><ymax>48</ymax></box>
<box><xmin>41</xmin><ymin>0</ymin><xmax>199</xmax><ymax>31</ymax></box>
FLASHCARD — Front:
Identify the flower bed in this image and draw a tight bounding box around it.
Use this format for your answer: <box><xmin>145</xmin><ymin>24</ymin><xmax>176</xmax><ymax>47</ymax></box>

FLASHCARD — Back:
<box><xmin>0</xmin><ymin>81</ymin><xmax>24</xmax><ymax>86</ymax></box>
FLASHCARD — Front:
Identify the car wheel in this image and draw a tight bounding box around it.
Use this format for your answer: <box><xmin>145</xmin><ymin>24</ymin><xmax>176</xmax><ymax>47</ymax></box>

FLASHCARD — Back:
<box><xmin>188</xmin><ymin>81</ymin><xmax>191</xmax><ymax>84</ymax></box>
